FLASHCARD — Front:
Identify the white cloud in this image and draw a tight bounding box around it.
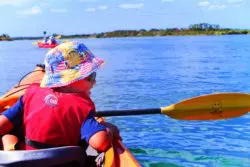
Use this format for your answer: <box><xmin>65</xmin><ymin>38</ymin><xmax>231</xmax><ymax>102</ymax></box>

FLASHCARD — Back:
<box><xmin>0</xmin><ymin>0</ymin><xmax>71</xmax><ymax>7</ymax></box>
<box><xmin>208</xmin><ymin>4</ymin><xmax>227</xmax><ymax>9</ymax></box>
<box><xmin>162</xmin><ymin>0</ymin><xmax>175</xmax><ymax>2</ymax></box>
<box><xmin>198</xmin><ymin>1</ymin><xmax>227</xmax><ymax>10</ymax></box>
<box><xmin>228</xmin><ymin>0</ymin><xmax>244</xmax><ymax>7</ymax></box>
<box><xmin>0</xmin><ymin>0</ymin><xmax>34</xmax><ymax>6</ymax></box>
<box><xmin>198</xmin><ymin>1</ymin><xmax>210</xmax><ymax>7</ymax></box>
<box><xmin>79</xmin><ymin>0</ymin><xmax>98</xmax><ymax>2</ymax></box>
<box><xmin>99</xmin><ymin>5</ymin><xmax>108</xmax><ymax>10</ymax></box>
<box><xmin>85</xmin><ymin>5</ymin><xmax>108</xmax><ymax>12</ymax></box>
<box><xmin>17</xmin><ymin>6</ymin><xmax>41</xmax><ymax>15</ymax></box>
<box><xmin>50</xmin><ymin>8</ymin><xmax>67</xmax><ymax>13</ymax></box>
<box><xmin>119</xmin><ymin>3</ymin><xmax>144</xmax><ymax>9</ymax></box>
<box><xmin>85</xmin><ymin>8</ymin><xmax>96</xmax><ymax>12</ymax></box>
<box><xmin>228</xmin><ymin>0</ymin><xmax>244</xmax><ymax>3</ymax></box>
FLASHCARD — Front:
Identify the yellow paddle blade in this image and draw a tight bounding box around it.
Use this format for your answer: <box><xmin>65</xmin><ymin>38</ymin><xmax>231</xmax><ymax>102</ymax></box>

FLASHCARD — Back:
<box><xmin>32</xmin><ymin>41</ymin><xmax>38</xmax><ymax>45</ymax></box>
<box><xmin>32</xmin><ymin>40</ymin><xmax>43</xmax><ymax>45</ymax></box>
<box><xmin>62</xmin><ymin>40</ymin><xmax>69</xmax><ymax>43</ymax></box>
<box><xmin>161</xmin><ymin>93</ymin><xmax>250</xmax><ymax>120</ymax></box>
<box><xmin>55</xmin><ymin>35</ymin><xmax>62</xmax><ymax>39</ymax></box>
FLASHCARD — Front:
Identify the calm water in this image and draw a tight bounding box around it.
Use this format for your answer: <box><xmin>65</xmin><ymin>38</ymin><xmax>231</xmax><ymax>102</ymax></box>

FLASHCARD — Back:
<box><xmin>1</xmin><ymin>36</ymin><xmax>250</xmax><ymax>167</ymax></box>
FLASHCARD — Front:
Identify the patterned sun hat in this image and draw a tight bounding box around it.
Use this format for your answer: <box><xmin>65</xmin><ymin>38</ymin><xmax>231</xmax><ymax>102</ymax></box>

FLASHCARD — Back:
<box><xmin>40</xmin><ymin>41</ymin><xmax>105</xmax><ymax>88</ymax></box>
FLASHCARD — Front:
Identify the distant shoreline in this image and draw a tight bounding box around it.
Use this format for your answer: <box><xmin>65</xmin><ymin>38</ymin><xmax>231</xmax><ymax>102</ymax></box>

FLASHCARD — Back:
<box><xmin>2</xmin><ymin>29</ymin><xmax>250</xmax><ymax>41</ymax></box>
<box><xmin>1</xmin><ymin>23</ymin><xmax>250</xmax><ymax>41</ymax></box>
<box><xmin>1</xmin><ymin>29</ymin><xmax>250</xmax><ymax>41</ymax></box>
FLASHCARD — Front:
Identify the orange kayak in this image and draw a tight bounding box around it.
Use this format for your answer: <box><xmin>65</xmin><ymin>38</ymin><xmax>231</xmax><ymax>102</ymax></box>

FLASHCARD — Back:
<box><xmin>0</xmin><ymin>64</ymin><xmax>140</xmax><ymax>167</ymax></box>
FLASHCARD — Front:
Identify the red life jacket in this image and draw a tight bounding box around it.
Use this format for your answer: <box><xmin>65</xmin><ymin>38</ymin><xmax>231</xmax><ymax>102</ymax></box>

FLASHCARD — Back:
<box><xmin>22</xmin><ymin>84</ymin><xmax>95</xmax><ymax>150</ymax></box>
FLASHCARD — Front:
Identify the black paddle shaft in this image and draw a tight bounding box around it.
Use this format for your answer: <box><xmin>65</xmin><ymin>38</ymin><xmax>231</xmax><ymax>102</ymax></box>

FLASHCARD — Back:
<box><xmin>96</xmin><ymin>108</ymin><xmax>161</xmax><ymax>117</ymax></box>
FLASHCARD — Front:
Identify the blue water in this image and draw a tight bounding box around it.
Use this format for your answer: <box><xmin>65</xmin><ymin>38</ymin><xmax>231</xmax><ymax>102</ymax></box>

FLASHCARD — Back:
<box><xmin>0</xmin><ymin>36</ymin><xmax>250</xmax><ymax>167</ymax></box>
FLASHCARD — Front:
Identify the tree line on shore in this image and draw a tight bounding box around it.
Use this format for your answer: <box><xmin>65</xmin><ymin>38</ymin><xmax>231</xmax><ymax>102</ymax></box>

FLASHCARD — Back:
<box><xmin>1</xmin><ymin>23</ymin><xmax>250</xmax><ymax>41</ymax></box>
<box><xmin>0</xmin><ymin>34</ymin><xmax>12</xmax><ymax>41</ymax></box>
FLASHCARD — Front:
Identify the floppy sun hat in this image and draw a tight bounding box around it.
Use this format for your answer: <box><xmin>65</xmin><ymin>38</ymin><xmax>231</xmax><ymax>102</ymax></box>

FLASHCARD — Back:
<box><xmin>40</xmin><ymin>41</ymin><xmax>105</xmax><ymax>88</ymax></box>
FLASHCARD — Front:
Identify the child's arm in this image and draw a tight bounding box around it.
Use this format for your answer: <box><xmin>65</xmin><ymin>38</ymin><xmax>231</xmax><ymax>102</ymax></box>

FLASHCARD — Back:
<box><xmin>0</xmin><ymin>115</ymin><xmax>14</xmax><ymax>135</ymax></box>
<box><xmin>88</xmin><ymin>130</ymin><xmax>111</xmax><ymax>152</ymax></box>
<box><xmin>89</xmin><ymin>122</ymin><xmax>121</xmax><ymax>152</ymax></box>
<box><xmin>0</xmin><ymin>96</ymin><xmax>24</xmax><ymax>135</ymax></box>
<box><xmin>81</xmin><ymin>112</ymin><xmax>121</xmax><ymax>152</ymax></box>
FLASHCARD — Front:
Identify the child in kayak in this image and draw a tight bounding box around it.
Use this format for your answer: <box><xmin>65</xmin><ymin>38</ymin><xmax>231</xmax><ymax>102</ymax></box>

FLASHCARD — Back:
<box><xmin>42</xmin><ymin>36</ymin><xmax>49</xmax><ymax>44</ymax></box>
<box><xmin>0</xmin><ymin>41</ymin><xmax>120</xmax><ymax>152</ymax></box>
<box><xmin>48</xmin><ymin>34</ymin><xmax>57</xmax><ymax>45</ymax></box>
<box><xmin>42</xmin><ymin>34</ymin><xmax>56</xmax><ymax>45</ymax></box>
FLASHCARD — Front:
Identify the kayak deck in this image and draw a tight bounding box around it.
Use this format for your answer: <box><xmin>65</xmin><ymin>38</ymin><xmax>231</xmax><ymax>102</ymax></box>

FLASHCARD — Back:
<box><xmin>0</xmin><ymin>146</ymin><xmax>86</xmax><ymax>167</ymax></box>
<box><xmin>0</xmin><ymin>64</ymin><xmax>140</xmax><ymax>167</ymax></box>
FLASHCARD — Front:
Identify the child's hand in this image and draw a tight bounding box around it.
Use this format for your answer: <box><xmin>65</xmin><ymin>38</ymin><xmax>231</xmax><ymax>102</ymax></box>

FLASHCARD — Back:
<box><xmin>102</xmin><ymin>122</ymin><xmax>122</xmax><ymax>141</ymax></box>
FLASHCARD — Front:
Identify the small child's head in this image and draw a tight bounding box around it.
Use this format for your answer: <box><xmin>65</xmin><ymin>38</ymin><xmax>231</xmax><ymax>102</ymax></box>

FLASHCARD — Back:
<box><xmin>40</xmin><ymin>41</ymin><xmax>104</xmax><ymax>91</ymax></box>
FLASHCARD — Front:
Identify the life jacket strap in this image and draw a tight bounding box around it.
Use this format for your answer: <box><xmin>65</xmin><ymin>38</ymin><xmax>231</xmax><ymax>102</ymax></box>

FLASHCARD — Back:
<box><xmin>25</xmin><ymin>138</ymin><xmax>61</xmax><ymax>149</ymax></box>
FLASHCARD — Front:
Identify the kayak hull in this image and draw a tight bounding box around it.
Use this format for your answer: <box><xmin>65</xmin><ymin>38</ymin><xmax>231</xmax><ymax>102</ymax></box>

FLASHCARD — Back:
<box><xmin>0</xmin><ymin>64</ymin><xmax>140</xmax><ymax>167</ymax></box>
<box><xmin>37</xmin><ymin>42</ymin><xmax>59</xmax><ymax>48</ymax></box>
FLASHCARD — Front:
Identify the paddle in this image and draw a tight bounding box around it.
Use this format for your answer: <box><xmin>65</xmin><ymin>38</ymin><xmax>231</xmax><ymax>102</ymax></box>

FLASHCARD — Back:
<box><xmin>1</xmin><ymin>90</ymin><xmax>249</xmax><ymax>120</ymax></box>
<box><xmin>96</xmin><ymin>93</ymin><xmax>250</xmax><ymax>120</ymax></box>
<box><xmin>1</xmin><ymin>92</ymin><xmax>249</xmax><ymax>120</ymax></box>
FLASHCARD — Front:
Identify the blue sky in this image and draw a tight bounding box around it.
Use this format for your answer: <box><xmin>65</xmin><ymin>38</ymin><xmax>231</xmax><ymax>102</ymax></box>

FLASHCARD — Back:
<box><xmin>0</xmin><ymin>0</ymin><xmax>249</xmax><ymax>37</ymax></box>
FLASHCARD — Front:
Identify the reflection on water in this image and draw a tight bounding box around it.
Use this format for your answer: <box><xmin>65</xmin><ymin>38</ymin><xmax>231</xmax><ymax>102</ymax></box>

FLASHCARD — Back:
<box><xmin>0</xmin><ymin>36</ymin><xmax>250</xmax><ymax>166</ymax></box>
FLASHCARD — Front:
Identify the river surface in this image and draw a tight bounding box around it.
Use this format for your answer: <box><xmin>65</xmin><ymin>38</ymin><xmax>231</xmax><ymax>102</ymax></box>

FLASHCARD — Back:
<box><xmin>0</xmin><ymin>36</ymin><xmax>250</xmax><ymax>167</ymax></box>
